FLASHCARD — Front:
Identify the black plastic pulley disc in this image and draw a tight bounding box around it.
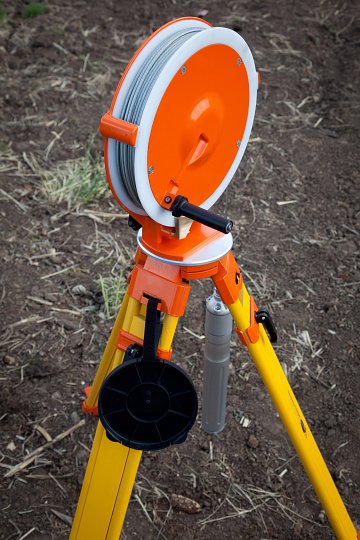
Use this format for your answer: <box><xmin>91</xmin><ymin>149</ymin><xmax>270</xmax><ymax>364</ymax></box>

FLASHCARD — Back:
<box><xmin>98</xmin><ymin>358</ymin><xmax>198</xmax><ymax>451</ymax></box>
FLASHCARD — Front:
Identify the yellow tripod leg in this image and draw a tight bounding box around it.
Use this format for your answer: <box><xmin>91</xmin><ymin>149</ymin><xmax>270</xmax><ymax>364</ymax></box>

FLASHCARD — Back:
<box><xmin>71</xmin><ymin>295</ymin><xmax>143</xmax><ymax>539</ymax></box>
<box><xmin>83</xmin><ymin>293</ymin><xmax>130</xmax><ymax>410</ymax></box>
<box><xmin>70</xmin><ymin>422</ymin><xmax>141</xmax><ymax>540</ymax></box>
<box><xmin>105</xmin><ymin>313</ymin><xmax>179</xmax><ymax>539</ymax></box>
<box><xmin>70</xmin><ymin>302</ymin><xmax>179</xmax><ymax>540</ymax></box>
<box><xmin>227</xmin><ymin>284</ymin><xmax>358</xmax><ymax>540</ymax></box>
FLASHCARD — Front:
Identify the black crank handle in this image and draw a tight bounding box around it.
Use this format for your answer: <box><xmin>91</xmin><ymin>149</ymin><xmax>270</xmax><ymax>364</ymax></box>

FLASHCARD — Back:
<box><xmin>171</xmin><ymin>195</ymin><xmax>233</xmax><ymax>234</ymax></box>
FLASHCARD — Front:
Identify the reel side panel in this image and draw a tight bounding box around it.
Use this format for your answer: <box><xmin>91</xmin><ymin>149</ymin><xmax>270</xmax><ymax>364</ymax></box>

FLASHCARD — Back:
<box><xmin>147</xmin><ymin>43</ymin><xmax>250</xmax><ymax>208</ymax></box>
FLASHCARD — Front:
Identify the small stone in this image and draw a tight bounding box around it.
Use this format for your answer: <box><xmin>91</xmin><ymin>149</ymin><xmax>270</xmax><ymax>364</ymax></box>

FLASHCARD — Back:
<box><xmin>70</xmin><ymin>411</ymin><xmax>81</xmax><ymax>424</ymax></box>
<box><xmin>196</xmin><ymin>9</ymin><xmax>209</xmax><ymax>17</ymax></box>
<box><xmin>3</xmin><ymin>355</ymin><xmax>16</xmax><ymax>365</ymax></box>
<box><xmin>50</xmin><ymin>254</ymin><xmax>64</xmax><ymax>264</ymax></box>
<box><xmin>52</xmin><ymin>391</ymin><xmax>61</xmax><ymax>401</ymax></box>
<box><xmin>72</xmin><ymin>284</ymin><xmax>87</xmax><ymax>296</ymax></box>
<box><xmin>247</xmin><ymin>434</ymin><xmax>259</xmax><ymax>449</ymax></box>
<box><xmin>69</xmin><ymin>334</ymin><xmax>83</xmax><ymax>348</ymax></box>
<box><xmin>6</xmin><ymin>441</ymin><xmax>16</xmax><ymax>451</ymax></box>
<box><xmin>43</xmin><ymin>292</ymin><xmax>58</xmax><ymax>302</ymax></box>
<box><xmin>58</xmin><ymin>316</ymin><xmax>78</xmax><ymax>331</ymax></box>
<box><xmin>318</xmin><ymin>510</ymin><xmax>326</xmax><ymax>524</ymax></box>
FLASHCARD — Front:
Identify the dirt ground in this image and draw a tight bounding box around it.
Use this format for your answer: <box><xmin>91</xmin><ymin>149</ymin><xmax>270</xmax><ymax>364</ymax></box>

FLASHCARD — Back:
<box><xmin>1</xmin><ymin>1</ymin><xmax>359</xmax><ymax>539</ymax></box>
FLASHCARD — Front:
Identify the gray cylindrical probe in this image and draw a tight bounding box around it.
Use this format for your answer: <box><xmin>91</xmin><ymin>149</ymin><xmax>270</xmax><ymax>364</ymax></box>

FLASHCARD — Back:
<box><xmin>202</xmin><ymin>288</ymin><xmax>232</xmax><ymax>434</ymax></box>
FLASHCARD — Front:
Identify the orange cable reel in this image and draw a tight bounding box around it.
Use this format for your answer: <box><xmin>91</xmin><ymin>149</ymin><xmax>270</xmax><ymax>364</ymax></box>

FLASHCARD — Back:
<box><xmin>99</xmin><ymin>16</ymin><xmax>259</xmax><ymax>264</ymax></box>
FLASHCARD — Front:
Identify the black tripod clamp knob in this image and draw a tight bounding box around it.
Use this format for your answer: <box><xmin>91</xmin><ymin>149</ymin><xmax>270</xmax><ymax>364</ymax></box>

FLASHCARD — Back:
<box><xmin>255</xmin><ymin>309</ymin><xmax>278</xmax><ymax>343</ymax></box>
<box><xmin>171</xmin><ymin>195</ymin><xmax>233</xmax><ymax>235</ymax></box>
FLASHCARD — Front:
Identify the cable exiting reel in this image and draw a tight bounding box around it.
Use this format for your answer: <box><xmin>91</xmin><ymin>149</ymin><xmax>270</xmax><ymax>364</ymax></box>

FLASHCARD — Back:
<box><xmin>98</xmin><ymin>17</ymin><xmax>258</xmax><ymax>451</ymax></box>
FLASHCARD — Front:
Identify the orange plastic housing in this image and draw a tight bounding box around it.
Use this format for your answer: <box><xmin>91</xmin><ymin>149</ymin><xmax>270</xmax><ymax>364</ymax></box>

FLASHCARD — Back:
<box><xmin>147</xmin><ymin>44</ymin><xmax>249</xmax><ymax>208</ymax></box>
<box><xmin>127</xmin><ymin>249</ymin><xmax>191</xmax><ymax>317</ymax></box>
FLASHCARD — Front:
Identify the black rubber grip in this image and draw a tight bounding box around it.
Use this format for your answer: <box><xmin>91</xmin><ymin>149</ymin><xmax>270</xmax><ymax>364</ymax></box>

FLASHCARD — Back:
<box><xmin>171</xmin><ymin>196</ymin><xmax>233</xmax><ymax>234</ymax></box>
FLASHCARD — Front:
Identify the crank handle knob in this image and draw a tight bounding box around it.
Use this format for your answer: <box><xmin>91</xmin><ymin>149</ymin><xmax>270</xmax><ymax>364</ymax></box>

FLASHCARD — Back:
<box><xmin>171</xmin><ymin>195</ymin><xmax>233</xmax><ymax>234</ymax></box>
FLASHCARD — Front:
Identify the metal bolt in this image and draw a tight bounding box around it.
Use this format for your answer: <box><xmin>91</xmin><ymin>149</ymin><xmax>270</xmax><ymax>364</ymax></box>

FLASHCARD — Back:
<box><xmin>127</xmin><ymin>344</ymin><xmax>141</xmax><ymax>359</ymax></box>
<box><xmin>148</xmin><ymin>166</ymin><xmax>154</xmax><ymax>174</ymax></box>
<box><xmin>164</xmin><ymin>196</ymin><xmax>172</xmax><ymax>204</ymax></box>
<box><xmin>237</xmin><ymin>58</ymin><xmax>242</xmax><ymax>66</ymax></box>
<box><xmin>180</xmin><ymin>65</ymin><xmax>186</xmax><ymax>74</ymax></box>
<box><xmin>236</xmin><ymin>140</ymin><xmax>241</xmax><ymax>148</ymax></box>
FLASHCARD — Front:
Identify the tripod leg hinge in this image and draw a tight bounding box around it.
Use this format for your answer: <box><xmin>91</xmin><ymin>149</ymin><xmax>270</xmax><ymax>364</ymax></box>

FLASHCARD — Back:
<box><xmin>128</xmin><ymin>253</ymin><xmax>191</xmax><ymax>317</ymax></box>
<box><xmin>235</xmin><ymin>297</ymin><xmax>259</xmax><ymax>346</ymax></box>
<box><xmin>212</xmin><ymin>252</ymin><xmax>243</xmax><ymax>305</ymax></box>
<box><xmin>235</xmin><ymin>297</ymin><xmax>277</xmax><ymax>345</ymax></box>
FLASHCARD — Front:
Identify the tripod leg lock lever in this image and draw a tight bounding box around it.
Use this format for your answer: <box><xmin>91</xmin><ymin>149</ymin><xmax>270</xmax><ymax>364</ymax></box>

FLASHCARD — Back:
<box><xmin>236</xmin><ymin>297</ymin><xmax>277</xmax><ymax>345</ymax></box>
<box><xmin>255</xmin><ymin>309</ymin><xmax>277</xmax><ymax>343</ymax></box>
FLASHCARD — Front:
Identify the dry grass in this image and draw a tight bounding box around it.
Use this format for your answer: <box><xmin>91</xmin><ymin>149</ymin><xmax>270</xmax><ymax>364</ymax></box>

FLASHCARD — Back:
<box><xmin>97</xmin><ymin>273</ymin><xmax>126</xmax><ymax>320</ymax></box>
<box><xmin>131</xmin><ymin>473</ymin><xmax>172</xmax><ymax>540</ymax></box>
<box><xmin>241</xmin><ymin>268</ymin><xmax>278</xmax><ymax>306</ymax></box>
<box><xmin>131</xmin><ymin>473</ymin><xmax>324</xmax><ymax>539</ymax></box>
<box><xmin>41</xmin><ymin>149</ymin><xmax>108</xmax><ymax>208</ymax></box>
<box><xmin>275</xmin><ymin>326</ymin><xmax>327</xmax><ymax>387</ymax></box>
<box><xmin>79</xmin><ymin>223</ymin><xmax>132</xmax><ymax>320</ymax></box>
<box><xmin>0</xmin><ymin>143</ymin><xmax>25</xmax><ymax>175</ymax></box>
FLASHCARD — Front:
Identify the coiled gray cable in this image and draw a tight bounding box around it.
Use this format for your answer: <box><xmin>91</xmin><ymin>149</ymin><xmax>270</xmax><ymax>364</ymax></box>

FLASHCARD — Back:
<box><xmin>116</xmin><ymin>26</ymin><xmax>204</xmax><ymax>208</ymax></box>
